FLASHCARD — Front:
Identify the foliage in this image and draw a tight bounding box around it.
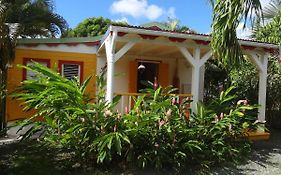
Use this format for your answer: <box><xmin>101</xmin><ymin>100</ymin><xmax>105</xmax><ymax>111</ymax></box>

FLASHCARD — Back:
<box><xmin>14</xmin><ymin>63</ymin><xmax>260</xmax><ymax>171</ymax></box>
<box><xmin>163</xmin><ymin>17</ymin><xmax>196</xmax><ymax>33</ymax></box>
<box><xmin>0</xmin><ymin>0</ymin><xmax>68</xmax><ymax>130</ymax></box>
<box><xmin>3</xmin><ymin>0</ymin><xmax>68</xmax><ymax>38</ymax></box>
<box><xmin>253</xmin><ymin>14</ymin><xmax>281</xmax><ymax>43</ymax></box>
<box><xmin>64</xmin><ymin>16</ymin><xmax>127</xmax><ymax>37</ymax></box>
<box><xmin>204</xmin><ymin>59</ymin><xmax>231</xmax><ymax>102</ymax></box>
<box><xmin>210</xmin><ymin>0</ymin><xmax>262</xmax><ymax>69</ymax></box>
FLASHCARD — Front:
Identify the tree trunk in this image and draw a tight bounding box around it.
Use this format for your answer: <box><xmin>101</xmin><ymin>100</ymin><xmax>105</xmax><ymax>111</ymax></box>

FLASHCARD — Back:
<box><xmin>0</xmin><ymin>69</ymin><xmax>7</xmax><ymax>132</ymax></box>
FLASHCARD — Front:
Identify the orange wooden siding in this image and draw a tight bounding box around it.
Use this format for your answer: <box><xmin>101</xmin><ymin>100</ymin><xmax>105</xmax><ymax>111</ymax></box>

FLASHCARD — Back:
<box><xmin>128</xmin><ymin>61</ymin><xmax>138</xmax><ymax>93</ymax></box>
<box><xmin>6</xmin><ymin>48</ymin><xmax>97</xmax><ymax>121</ymax></box>
<box><xmin>158</xmin><ymin>63</ymin><xmax>169</xmax><ymax>87</ymax></box>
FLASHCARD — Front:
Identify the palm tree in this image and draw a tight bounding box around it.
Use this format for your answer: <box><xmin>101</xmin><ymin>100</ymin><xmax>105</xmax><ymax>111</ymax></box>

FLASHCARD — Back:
<box><xmin>252</xmin><ymin>0</ymin><xmax>281</xmax><ymax>43</ymax></box>
<box><xmin>0</xmin><ymin>0</ymin><xmax>68</xmax><ymax>130</ymax></box>
<box><xmin>263</xmin><ymin>0</ymin><xmax>281</xmax><ymax>20</ymax></box>
<box><xmin>210</xmin><ymin>0</ymin><xmax>262</xmax><ymax>69</ymax></box>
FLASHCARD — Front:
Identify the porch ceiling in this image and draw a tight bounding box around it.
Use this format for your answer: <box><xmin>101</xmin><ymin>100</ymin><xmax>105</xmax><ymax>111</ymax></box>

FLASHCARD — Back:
<box><xmin>99</xmin><ymin>40</ymin><xmax>211</xmax><ymax>61</ymax></box>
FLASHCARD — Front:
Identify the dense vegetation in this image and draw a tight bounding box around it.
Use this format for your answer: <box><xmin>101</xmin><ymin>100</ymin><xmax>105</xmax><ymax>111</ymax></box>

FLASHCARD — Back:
<box><xmin>13</xmin><ymin>63</ymin><xmax>261</xmax><ymax>172</ymax></box>
<box><xmin>205</xmin><ymin>1</ymin><xmax>281</xmax><ymax>128</ymax></box>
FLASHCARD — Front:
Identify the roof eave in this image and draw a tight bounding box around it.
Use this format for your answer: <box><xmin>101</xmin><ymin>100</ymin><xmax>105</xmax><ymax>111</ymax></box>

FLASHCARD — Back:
<box><xmin>110</xmin><ymin>25</ymin><xmax>279</xmax><ymax>49</ymax></box>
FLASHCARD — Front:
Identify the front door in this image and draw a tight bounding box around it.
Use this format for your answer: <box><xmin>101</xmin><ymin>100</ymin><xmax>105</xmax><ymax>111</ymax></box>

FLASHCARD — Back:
<box><xmin>137</xmin><ymin>62</ymin><xmax>159</xmax><ymax>92</ymax></box>
<box><xmin>128</xmin><ymin>61</ymin><xmax>170</xmax><ymax>93</ymax></box>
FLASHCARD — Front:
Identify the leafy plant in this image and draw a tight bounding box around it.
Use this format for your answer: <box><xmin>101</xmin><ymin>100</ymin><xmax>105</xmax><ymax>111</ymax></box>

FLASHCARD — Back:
<box><xmin>13</xmin><ymin>62</ymin><xmax>261</xmax><ymax>172</ymax></box>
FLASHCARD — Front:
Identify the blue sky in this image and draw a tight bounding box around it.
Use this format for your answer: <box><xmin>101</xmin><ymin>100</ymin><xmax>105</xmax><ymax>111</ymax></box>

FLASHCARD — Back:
<box><xmin>55</xmin><ymin>0</ymin><xmax>271</xmax><ymax>37</ymax></box>
<box><xmin>55</xmin><ymin>0</ymin><xmax>213</xmax><ymax>34</ymax></box>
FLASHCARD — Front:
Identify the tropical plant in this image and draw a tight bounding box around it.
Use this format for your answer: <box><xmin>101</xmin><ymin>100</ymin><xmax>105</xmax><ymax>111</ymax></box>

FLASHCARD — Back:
<box><xmin>64</xmin><ymin>16</ymin><xmax>127</xmax><ymax>37</ymax></box>
<box><xmin>210</xmin><ymin>0</ymin><xmax>262</xmax><ymax>69</ymax></box>
<box><xmin>5</xmin><ymin>0</ymin><xmax>68</xmax><ymax>38</ymax></box>
<box><xmin>252</xmin><ymin>0</ymin><xmax>281</xmax><ymax>44</ymax></box>
<box><xmin>0</xmin><ymin>0</ymin><xmax>68</xmax><ymax>130</ymax></box>
<box><xmin>164</xmin><ymin>17</ymin><xmax>196</xmax><ymax>33</ymax></box>
<box><xmin>14</xmin><ymin>63</ymin><xmax>261</xmax><ymax>171</ymax></box>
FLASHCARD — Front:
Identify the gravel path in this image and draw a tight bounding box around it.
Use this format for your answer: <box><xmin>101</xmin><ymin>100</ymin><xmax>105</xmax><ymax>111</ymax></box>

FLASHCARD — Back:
<box><xmin>211</xmin><ymin>129</ymin><xmax>281</xmax><ymax>175</ymax></box>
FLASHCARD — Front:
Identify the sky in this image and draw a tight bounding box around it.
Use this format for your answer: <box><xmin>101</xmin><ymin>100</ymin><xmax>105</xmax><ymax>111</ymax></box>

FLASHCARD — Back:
<box><xmin>55</xmin><ymin>0</ymin><xmax>272</xmax><ymax>38</ymax></box>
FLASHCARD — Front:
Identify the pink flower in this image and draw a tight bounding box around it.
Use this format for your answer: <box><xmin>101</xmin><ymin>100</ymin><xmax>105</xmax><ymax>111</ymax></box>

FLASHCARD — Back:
<box><xmin>113</xmin><ymin>124</ymin><xmax>117</xmax><ymax>132</ymax></box>
<box><xmin>158</xmin><ymin>119</ymin><xmax>165</xmax><ymax>128</ymax></box>
<box><xmin>125</xmin><ymin>106</ymin><xmax>129</xmax><ymax>114</ymax></box>
<box><xmin>214</xmin><ymin>115</ymin><xmax>219</xmax><ymax>123</ymax></box>
<box><xmin>104</xmin><ymin>110</ymin><xmax>112</xmax><ymax>117</ymax></box>
<box><xmin>220</xmin><ymin>113</ymin><xmax>224</xmax><ymax>120</ymax></box>
<box><xmin>237</xmin><ymin>100</ymin><xmax>248</xmax><ymax>105</ymax></box>
<box><xmin>166</xmin><ymin>109</ymin><xmax>172</xmax><ymax>118</ymax></box>
<box><xmin>154</xmin><ymin>143</ymin><xmax>159</xmax><ymax>148</ymax></box>
<box><xmin>172</xmin><ymin>98</ymin><xmax>176</xmax><ymax>105</ymax></box>
<box><xmin>80</xmin><ymin>117</ymin><xmax>85</xmax><ymax>123</ymax></box>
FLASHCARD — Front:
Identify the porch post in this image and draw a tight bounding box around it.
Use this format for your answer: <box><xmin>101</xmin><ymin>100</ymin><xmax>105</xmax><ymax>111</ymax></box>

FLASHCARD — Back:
<box><xmin>258</xmin><ymin>54</ymin><xmax>268</xmax><ymax>122</ymax></box>
<box><xmin>105</xmin><ymin>31</ymin><xmax>117</xmax><ymax>103</ymax></box>
<box><xmin>247</xmin><ymin>51</ymin><xmax>269</xmax><ymax>122</ymax></box>
<box><xmin>178</xmin><ymin>46</ymin><xmax>212</xmax><ymax>113</ymax></box>
<box><xmin>191</xmin><ymin>65</ymin><xmax>201</xmax><ymax>112</ymax></box>
<box><xmin>199</xmin><ymin>65</ymin><xmax>205</xmax><ymax>101</ymax></box>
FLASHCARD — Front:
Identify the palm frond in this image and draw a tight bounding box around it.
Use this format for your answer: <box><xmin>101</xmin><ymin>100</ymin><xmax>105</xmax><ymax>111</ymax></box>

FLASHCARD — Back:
<box><xmin>263</xmin><ymin>0</ymin><xmax>281</xmax><ymax>20</ymax></box>
<box><xmin>211</xmin><ymin>0</ymin><xmax>262</xmax><ymax>69</ymax></box>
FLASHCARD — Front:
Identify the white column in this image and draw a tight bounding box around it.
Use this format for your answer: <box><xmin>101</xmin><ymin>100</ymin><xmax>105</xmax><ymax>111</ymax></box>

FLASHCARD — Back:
<box><xmin>258</xmin><ymin>54</ymin><xmax>268</xmax><ymax>122</ymax></box>
<box><xmin>105</xmin><ymin>31</ymin><xmax>117</xmax><ymax>103</ymax></box>
<box><xmin>191</xmin><ymin>65</ymin><xmax>201</xmax><ymax>112</ymax></box>
<box><xmin>199</xmin><ymin>65</ymin><xmax>205</xmax><ymax>101</ymax></box>
<box><xmin>178</xmin><ymin>46</ymin><xmax>212</xmax><ymax>113</ymax></box>
<box><xmin>106</xmin><ymin>58</ymin><xmax>114</xmax><ymax>102</ymax></box>
<box><xmin>247</xmin><ymin>52</ymin><xmax>269</xmax><ymax>122</ymax></box>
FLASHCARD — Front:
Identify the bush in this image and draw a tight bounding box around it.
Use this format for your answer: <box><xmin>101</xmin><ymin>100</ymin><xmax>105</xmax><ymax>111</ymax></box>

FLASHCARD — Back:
<box><xmin>13</xmin><ymin>62</ymin><xmax>261</xmax><ymax>171</ymax></box>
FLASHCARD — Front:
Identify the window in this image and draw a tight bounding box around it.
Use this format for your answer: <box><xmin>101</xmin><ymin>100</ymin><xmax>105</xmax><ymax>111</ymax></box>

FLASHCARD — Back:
<box><xmin>23</xmin><ymin>58</ymin><xmax>50</xmax><ymax>80</ymax></box>
<box><xmin>59</xmin><ymin>61</ymin><xmax>83</xmax><ymax>82</ymax></box>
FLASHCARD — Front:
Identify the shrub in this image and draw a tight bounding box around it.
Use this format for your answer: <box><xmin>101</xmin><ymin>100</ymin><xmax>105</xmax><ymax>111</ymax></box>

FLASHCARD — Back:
<box><xmin>14</xmin><ymin>62</ymin><xmax>261</xmax><ymax>171</ymax></box>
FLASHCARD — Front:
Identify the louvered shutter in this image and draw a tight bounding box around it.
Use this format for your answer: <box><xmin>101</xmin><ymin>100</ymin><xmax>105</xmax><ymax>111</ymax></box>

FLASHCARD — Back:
<box><xmin>62</xmin><ymin>64</ymin><xmax>81</xmax><ymax>80</ymax></box>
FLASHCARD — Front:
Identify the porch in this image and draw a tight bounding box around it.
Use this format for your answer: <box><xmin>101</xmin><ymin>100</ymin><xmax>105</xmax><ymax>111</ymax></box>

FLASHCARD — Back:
<box><xmin>97</xmin><ymin>24</ymin><xmax>278</xmax><ymax>129</ymax></box>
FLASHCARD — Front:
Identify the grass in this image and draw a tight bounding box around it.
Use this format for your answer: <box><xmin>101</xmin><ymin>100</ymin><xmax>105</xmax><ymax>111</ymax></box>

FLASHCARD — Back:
<box><xmin>0</xmin><ymin>140</ymin><xmax>127</xmax><ymax>175</ymax></box>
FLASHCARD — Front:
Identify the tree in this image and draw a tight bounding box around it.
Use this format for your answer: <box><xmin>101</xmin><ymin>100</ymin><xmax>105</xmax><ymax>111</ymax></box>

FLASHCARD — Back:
<box><xmin>252</xmin><ymin>0</ymin><xmax>281</xmax><ymax>43</ymax></box>
<box><xmin>210</xmin><ymin>0</ymin><xmax>262</xmax><ymax>69</ymax></box>
<box><xmin>64</xmin><ymin>16</ymin><xmax>127</xmax><ymax>37</ymax></box>
<box><xmin>164</xmin><ymin>17</ymin><xmax>196</xmax><ymax>33</ymax></box>
<box><xmin>0</xmin><ymin>0</ymin><xmax>68</xmax><ymax>130</ymax></box>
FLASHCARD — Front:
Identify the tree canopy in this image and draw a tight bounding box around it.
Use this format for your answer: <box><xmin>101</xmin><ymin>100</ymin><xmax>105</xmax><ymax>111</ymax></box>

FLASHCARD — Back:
<box><xmin>64</xmin><ymin>16</ymin><xmax>127</xmax><ymax>37</ymax></box>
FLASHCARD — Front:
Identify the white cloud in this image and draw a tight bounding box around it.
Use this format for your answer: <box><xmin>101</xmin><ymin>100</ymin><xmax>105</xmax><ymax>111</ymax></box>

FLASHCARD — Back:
<box><xmin>236</xmin><ymin>23</ymin><xmax>252</xmax><ymax>39</ymax></box>
<box><xmin>114</xmin><ymin>17</ymin><xmax>129</xmax><ymax>23</ymax></box>
<box><xmin>110</xmin><ymin>0</ymin><xmax>164</xmax><ymax>20</ymax></box>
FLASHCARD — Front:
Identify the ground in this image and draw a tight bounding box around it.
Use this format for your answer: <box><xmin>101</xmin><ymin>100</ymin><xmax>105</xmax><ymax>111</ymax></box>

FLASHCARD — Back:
<box><xmin>211</xmin><ymin>129</ymin><xmax>281</xmax><ymax>175</ymax></box>
<box><xmin>0</xmin><ymin>129</ymin><xmax>281</xmax><ymax>175</ymax></box>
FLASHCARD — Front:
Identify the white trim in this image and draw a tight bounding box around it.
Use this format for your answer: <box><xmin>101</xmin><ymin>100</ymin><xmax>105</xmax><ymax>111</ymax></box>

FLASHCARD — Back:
<box><xmin>17</xmin><ymin>44</ymin><xmax>98</xmax><ymax>54</ymax></box>
<box><xmin>114</xmin><ymin>41</ymin><xmax>136</xmax><ymax>63</ymax></box>
<box><xmin>200</xmin><ymin>50</ymin><xmax>212</xmax><ymax>66</ymax></box>
<box><xmin>178</xmin><ymin>46</ymin><xmax>195</xmax><ymax>65</ymax></box>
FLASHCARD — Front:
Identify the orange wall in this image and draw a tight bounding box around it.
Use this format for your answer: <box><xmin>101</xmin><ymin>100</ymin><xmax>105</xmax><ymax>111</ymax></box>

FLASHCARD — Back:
<box><xmin>6</xmin><ymin>48</ymin><xmax>97</xmax><ymax>121</ymax></box>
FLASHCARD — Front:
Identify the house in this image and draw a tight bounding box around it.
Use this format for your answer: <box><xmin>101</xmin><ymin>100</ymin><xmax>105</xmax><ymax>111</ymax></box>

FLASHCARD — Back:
<box><xmin>6</xmin><ymin>24</ymin><xmax>278</xmax><ymax>139</ymax></box>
